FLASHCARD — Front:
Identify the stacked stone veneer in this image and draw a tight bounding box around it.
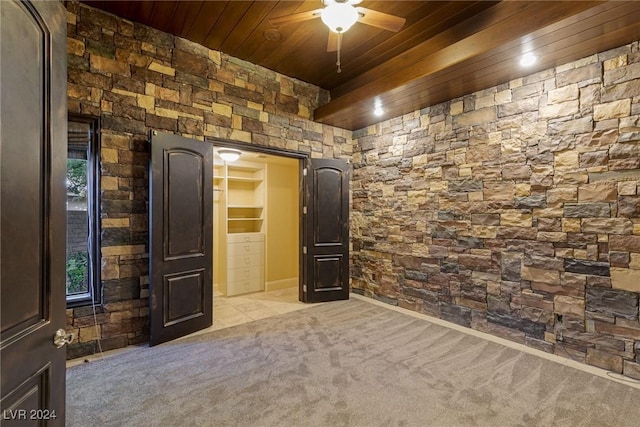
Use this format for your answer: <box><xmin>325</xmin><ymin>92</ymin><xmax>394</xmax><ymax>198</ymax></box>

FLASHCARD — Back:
<box><xmin>64</xmin><ymin>1</ymin><xmax>351</xmax><ymax>359</ymax></box>
<box><xmin>352</xmin><ymin>42</ymin><xmax>640</xmax><ymax>379</ymax></box>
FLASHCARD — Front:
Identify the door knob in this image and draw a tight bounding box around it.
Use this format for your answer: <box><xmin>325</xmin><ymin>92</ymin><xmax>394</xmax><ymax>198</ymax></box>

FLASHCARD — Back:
<box><xmin>53</xmin><ymin>329</ymin><xmax>74</xmax><ymax>348</ymax></box>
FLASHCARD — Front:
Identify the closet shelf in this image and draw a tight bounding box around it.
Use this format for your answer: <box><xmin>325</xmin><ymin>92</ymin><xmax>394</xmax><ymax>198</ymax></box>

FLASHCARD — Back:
<box><xmin>228</xmin><ymin>176</ymin><xmax>262</xmax><ymax>183</ymax></box>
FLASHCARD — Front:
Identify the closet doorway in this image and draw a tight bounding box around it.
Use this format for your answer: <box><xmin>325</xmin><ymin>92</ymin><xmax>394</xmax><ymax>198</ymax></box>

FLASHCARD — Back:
<box><xmin>212</xmin><ymin>148</ymin><xmax>300</xmax><ymax>323</ymax></box>
<box><xmin>149</xmin><ymin>133</ymin><xmax>350</xmax><ymax>345</ymax></box>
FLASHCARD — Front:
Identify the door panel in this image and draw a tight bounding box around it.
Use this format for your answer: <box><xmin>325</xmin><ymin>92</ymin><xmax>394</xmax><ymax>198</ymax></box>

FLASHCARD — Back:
<box><xmin>164</xmin><ymin>269</ymin><xmax>205</xmax><ymax>325</ymax></box>
<box><xmin>150</xmin><ymin>132</ymin><xmax>213</xmax><ymax>346</ymax></box>
<box><xmin>0</xmin><ymin>0</ymin><xmax>67</xmax><ymax>424</ymax></box>
<box><xmin>314</xmin><ymin>168</ymin><xmax>344</xmax><ymax>244</ymax></box>
<box><xmin>1</xmin><ymin>0</ymin><xmax>47</xmax><ymax>339</ymax></box>
<box><xmin>166</xmin><ymin>151</ymin><xmax>205</xmax><ymax>258</ymax></box>
<box><xmin>303</xmin><ymin>159</ymin><xmax>350</xmax><ymax>303</ymax></box>
<box><xmin>315</xmin><ymin>256</ymin><xmax>344</xmax><ymax>290</ymax></box>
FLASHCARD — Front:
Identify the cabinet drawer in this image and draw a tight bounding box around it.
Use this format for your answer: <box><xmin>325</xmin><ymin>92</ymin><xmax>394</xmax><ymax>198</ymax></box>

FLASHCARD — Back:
<box><xmin>227</xmin><ymin>253</ymin><xmax>262</xmax><ymax>268</ymax></box>
<box><xmin>227</xmin><ymin>241</ymin><xmax>263</xmax><ymax>257</ymax></box>
<box><xmin>227</xmin><ymin>278</ymin><xmax>264</xmax><ymax>296</ymax></box>
<box><xmin>227</xmin><ymin>233</ymin><xmax>264</xmax><ymax>243</ymax></box>
<box><xmin>227</xmin><ymin>266</ymin><xmax>263</xmax><ymax>282</ymax></box>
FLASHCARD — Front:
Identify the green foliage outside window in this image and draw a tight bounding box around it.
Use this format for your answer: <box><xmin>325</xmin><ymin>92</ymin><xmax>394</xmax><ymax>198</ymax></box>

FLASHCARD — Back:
<box><xmin>66</xmin><ymin>252</ymin><xmax>89</xmax><ymax>295</ymax></box>
<box><xmin>67</xmin><ymin>158</ymin><xmax>88</xmax><ymax>198</ymax></box>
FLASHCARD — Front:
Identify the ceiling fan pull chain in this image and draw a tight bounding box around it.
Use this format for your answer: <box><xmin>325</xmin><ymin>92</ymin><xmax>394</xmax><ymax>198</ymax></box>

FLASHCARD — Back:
<box><xmin>336</xmin><ymin>32</ymin><xmax>343</xmax><ymax>73</ymax></box>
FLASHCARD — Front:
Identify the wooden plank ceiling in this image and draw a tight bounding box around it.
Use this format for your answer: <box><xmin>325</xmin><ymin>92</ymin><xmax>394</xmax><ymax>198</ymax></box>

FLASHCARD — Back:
<box><xmin>82</xmin><ymin>1</ymin><xmax>640</xmax><ymax>130</ymax></box>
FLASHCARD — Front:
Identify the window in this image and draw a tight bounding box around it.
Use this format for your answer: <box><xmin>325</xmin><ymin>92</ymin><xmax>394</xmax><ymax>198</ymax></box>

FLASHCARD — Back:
<box><xmin>66</xmin><ymin>115</ymin><xmax>100</xmax><ymax>306</ymax></box>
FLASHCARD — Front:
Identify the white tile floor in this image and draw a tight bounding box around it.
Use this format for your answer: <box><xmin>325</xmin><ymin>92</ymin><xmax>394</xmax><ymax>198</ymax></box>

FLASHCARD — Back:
<box><xmin>206</xmin><ymin>286</ymin><xmax>314</xmax><ymax>332</ymax></box>
<box><xmin>175</xmin><ymin>286</ymin><xmax>322</xmax><ymax>340</ymax></box>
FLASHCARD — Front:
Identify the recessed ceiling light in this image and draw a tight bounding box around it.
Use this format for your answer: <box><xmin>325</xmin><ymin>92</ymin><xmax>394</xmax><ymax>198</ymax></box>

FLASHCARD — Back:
<box><xmin>520</xmin><ymin>52</ymin><xmax>537</xmax><ymax>67</ymax></box>
<box><xmin>373</xmin><ymin>98</ymin><xmax>384</xmax><ymax>117</ymax></box>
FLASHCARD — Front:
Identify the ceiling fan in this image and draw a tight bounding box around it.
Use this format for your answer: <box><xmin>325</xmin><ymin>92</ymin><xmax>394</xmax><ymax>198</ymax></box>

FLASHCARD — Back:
<box><xmin>269</xmin><ymin>0</ymin><xmax>406</xmax><ymax>73</ymax></box>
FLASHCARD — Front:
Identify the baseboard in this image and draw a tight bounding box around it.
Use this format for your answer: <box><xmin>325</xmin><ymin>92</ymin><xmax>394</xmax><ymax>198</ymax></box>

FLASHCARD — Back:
<box><xmin>265</xmin><ymin>277</ymin><xmax>298</xmax><ymax>292</ymax></box>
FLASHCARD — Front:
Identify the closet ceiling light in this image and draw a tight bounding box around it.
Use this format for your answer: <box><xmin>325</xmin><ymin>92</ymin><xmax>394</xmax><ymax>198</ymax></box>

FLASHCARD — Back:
<box><xmin>218</xmin><ymin>149</ymin><xmax>241</xmax><ymax>162</ymax></box>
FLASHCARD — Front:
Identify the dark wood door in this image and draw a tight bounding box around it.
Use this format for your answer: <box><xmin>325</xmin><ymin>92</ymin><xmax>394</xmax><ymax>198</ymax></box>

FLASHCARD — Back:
<box><xmin>302</xmin><ymin>159</ymin><xmax>350</xmax><ymax>303</ymax></box>
<box><xmin>0</xmin><ymin>0</ymin><xmax>68</xmax><ymax>424</ymax></box>
<box><xmin>149</xmin><ymin>132</ymin><xmax>213</xmax><ymax>346</ymax></box>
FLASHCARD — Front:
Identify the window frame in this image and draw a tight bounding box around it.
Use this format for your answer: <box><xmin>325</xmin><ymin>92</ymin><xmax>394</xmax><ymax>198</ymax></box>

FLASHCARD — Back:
<box><xmin>66</xmin><ymin>113</ymin><xmax>101</xmax><ymax>308</ymax></box>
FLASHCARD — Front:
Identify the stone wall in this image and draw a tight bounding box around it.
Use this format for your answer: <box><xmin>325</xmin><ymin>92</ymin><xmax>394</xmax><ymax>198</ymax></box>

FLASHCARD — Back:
<box><xmin>351</xmin><ymin>42</ymin><xmax>640</xmax><ymax>379</ymax></box>
<box><xmin>64</xmin><ymin>1</ymin><xmax>352</xmax><ymax>359</ymax></box>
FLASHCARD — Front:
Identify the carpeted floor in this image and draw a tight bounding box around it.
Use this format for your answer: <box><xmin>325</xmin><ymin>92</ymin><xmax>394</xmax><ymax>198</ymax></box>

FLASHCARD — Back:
<box><xmin>67</xmin><ymin>298</ymin><xmax>640</xmax><ymax>427</ymax></box>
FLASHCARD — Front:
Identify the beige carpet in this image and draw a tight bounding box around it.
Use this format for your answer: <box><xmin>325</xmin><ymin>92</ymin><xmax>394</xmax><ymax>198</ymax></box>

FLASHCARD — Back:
<box><xmin>67</xmin><ymin>298</ymin><xmax>640</xmax><ymax>426</ymax></box>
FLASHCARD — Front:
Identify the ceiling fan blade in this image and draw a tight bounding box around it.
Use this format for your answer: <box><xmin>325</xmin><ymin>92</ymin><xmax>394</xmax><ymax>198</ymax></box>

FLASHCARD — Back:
<box><xmin>327</xmin><ymin>31</ymin><xmax>339</xmax><ymax>52</ymax></box>
<box><xmin>355</xmin><ymin>7</ymin><xmax>406</xmax><ymax>32</ymax></box>
<box><xmin>269</xmin><ymin>8</ymin><xmax>323</xmax><ymax>27</ymax></box>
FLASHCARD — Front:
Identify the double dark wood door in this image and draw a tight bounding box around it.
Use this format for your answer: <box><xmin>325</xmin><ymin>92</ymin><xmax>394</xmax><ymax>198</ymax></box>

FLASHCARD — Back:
<box><xmin>149</xmin><ymin>134</ymin><xmax>350</xmax><ymax>345</ymax></box>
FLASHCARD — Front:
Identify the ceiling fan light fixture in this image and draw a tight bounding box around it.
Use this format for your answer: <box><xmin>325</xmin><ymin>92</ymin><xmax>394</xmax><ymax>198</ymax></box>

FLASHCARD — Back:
<box><xmin>218</xmin><ymin>149</ymin><xmax>241</xmax><ymax>162</ymax></box>
<box><xmin>321</xmin><ymin>3</ymin><xmax>359</xmax><ymax>33</ymax></box>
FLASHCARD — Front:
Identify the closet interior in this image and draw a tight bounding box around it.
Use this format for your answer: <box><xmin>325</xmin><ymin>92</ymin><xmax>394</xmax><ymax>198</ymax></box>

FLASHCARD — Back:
<box><xmin>213</xmin><ymin>150</ymin><xmax>300</xmax><ymax>298</ymax></box>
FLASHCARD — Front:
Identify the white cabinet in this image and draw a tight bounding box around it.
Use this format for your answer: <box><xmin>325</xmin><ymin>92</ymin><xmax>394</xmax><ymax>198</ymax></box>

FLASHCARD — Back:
<box><xmin>226</xmin><ymin>233</ymin><xmax>264</xmax><ymax>296</ymax></box>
